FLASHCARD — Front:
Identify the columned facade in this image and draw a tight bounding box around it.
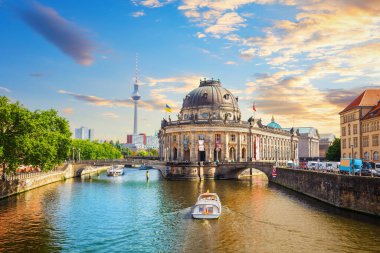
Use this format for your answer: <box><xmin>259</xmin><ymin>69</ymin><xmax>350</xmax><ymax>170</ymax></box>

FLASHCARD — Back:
<box><xmin>159</xmin><ymin>79</ymin><xmax>299</xmax><ymax>167</ymax></box>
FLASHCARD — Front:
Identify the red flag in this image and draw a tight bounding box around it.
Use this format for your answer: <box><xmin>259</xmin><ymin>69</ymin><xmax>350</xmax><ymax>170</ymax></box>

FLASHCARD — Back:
<box><xmin>252</xmin><ymin>103</ymin><xmax>256</xmax><ymax>111</ymax></box>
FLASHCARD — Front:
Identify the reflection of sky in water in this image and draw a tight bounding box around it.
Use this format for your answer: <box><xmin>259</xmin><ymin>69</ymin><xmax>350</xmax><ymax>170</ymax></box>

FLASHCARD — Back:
<box><xmin>0</xmin><ymin>169</ymin><xmax>379</xmax><ymax>252</ymax></box>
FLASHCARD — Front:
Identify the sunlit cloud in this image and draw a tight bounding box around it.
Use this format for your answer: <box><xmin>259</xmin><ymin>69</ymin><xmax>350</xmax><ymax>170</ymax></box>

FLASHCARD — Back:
<box><xmin>225</xmin><ymin>61</ymin><xmax>237</xmax><ymax>65</ymax></box>
<box><xmin>62</xmin><ymin>107</ymin><xmax>73</xmax><ymax>115</ymax></box>
<box><xmin>17</xmin><ymin>1</ymin><xmax>94</xmax><ymax>65</ymax></box>
<box><xmin>132</xmin><ymin>10</ymin><xmax>145</xmax><ymax>17</ymax></box>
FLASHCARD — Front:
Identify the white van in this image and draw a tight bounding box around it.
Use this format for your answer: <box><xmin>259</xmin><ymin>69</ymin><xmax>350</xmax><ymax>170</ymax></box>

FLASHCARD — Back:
<box><xmin>325</xmin><ymin>162</ymin><xmax>340</xmax><ymax>172</ymax></box>
<box><xmin>307</xmin><ymin>161</ymin><xmax>318</xmax><ymax>170</ymax></box>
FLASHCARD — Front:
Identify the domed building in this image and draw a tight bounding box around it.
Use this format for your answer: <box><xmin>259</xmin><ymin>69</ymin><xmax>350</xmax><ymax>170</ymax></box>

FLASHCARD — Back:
<box><xmin>159</xmin><ymin>79</ymin><xmax>298</xmax><ymax>174</ymax></box>
<box><xmin>267</xmin><ymin>116</ymin><xmax>282</xmax><ymax>129</ymax></box>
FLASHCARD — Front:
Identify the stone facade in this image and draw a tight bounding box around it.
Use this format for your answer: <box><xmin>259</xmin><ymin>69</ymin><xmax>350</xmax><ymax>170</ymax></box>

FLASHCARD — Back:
<box><xmin>159</xmin><ymin>79</ymin><xmax>299</xmax><ymax>166</ymax></box>
<box><xmin>340</xmin><ymin>89</ymin><xmax>380</xmax><ymax>162</ymax></box>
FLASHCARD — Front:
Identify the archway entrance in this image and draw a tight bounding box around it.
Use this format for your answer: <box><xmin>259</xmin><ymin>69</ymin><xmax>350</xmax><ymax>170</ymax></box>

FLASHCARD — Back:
<box><xmin>199</xmin><ymin>151</ymin><xmax>206</xmax><ymax>162</ymax></box>
<box><xmin>229</xmin><ymin>147</ymin><xmax>236</xmax><ymax>162</ymax></box>
<box><xmin>183</xmin><ymin>150</ymin><xmax>190</xmax><ymax>161</ymax></box>
<box><xmin>242</xmin><ymin>148</ymin><xmax>246</xmax><ymax>161</ymax></box>
<box><xmin>173</xmin><ymin>147</ymin><xmax>177</xmax><ymax>160</ymax></box>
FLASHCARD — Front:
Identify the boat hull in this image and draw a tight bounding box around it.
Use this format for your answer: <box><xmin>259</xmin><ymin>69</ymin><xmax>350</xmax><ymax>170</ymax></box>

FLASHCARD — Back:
<box><xmin>192</xmin><ymin>213</ymin><xmax>220</xmax><ymax>219</ymax></box>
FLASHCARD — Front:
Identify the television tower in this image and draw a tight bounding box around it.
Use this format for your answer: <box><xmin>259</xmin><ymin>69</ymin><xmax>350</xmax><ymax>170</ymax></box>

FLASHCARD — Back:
<box><xmin>131</xmin><ymin>54</ymin><xmax>141</xmax><ymax>135</ymax></box>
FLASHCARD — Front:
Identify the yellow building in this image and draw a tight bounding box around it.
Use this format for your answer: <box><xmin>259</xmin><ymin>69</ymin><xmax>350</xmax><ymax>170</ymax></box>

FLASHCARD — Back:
<box><xmin>340</xmin><ymin>89</ymin><xmax>380</xmax><ymax>162</ymax></box>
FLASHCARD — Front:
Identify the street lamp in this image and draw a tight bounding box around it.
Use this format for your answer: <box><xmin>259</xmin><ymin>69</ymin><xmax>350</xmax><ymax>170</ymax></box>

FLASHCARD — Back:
<box><xmin>72</xmin><ymin>147</ymin><xmax>75</xmax><ymax>162</ymax></box>
<box><xmin>350</xmin><ymin>144</ymin><xmax>354</xmax><ymax>175</ymax></box>
<box><xmin>78</xmin><ymin>148</ymin><xmax>81</xmax><ymax>162</ymax></box>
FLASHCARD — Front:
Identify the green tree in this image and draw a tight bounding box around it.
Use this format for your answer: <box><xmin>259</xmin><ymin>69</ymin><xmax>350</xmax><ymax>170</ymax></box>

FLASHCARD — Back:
<box><xmin>0</xmin><ymin>97</ymin><xmax>72</xmax><ymax>174</ymax></box>
<box><xmin>146</xmin><ymin>148</ymin><xmax>159</xmax><ymax>157</ymax></box>
<box><xmin>71</xmin><ymin>139</ymin><xmax>122</xmax><ymax>160</ymax></box>
<box><xmin>326</xmin><ymin>138</ymin><xmax>341</xmax><ymax>161</ymax></box>
<box><xmin>137</xmin><ymin>150</ymin><xmax>148</xmax><ymax>157</ymax></box>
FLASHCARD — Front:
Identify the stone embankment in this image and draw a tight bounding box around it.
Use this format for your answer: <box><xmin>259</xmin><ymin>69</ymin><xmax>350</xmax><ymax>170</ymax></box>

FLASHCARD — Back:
<box><xmin>0</xmin><ymin>164</ymin><xmax>109</xmax><ymax>199</ymax></box>
<box><xmin>269</xmin><ymin>167</ymin><xmax>380</xmax><ymax>217</ymax></box>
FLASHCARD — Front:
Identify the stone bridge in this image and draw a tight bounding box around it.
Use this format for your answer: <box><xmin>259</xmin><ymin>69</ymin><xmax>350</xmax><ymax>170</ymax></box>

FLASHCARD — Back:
<box><xmin>161</xmin><ymin>161</ymin><xmax>275</xmax><ymax>180</ymax></box>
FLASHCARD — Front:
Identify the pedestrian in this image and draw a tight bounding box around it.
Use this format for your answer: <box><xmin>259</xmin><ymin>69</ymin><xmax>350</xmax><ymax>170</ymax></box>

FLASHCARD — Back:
<box><xmin>146</xmin><ymin>170</ymin><xmax>149</xmax><ymax>181</ymax></box>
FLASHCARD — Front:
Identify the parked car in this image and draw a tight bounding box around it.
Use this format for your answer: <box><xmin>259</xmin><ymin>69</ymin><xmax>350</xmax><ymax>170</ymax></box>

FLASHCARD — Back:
<box><xmin>360</xmin><ymin>167</ymin><xmax>372</xmax><ymax>176</ymax></box>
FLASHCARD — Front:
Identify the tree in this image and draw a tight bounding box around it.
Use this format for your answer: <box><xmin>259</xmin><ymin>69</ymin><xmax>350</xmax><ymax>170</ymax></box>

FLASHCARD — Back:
<box><xmin>0</xmin><ymin>97</ymin><xmax>72</xmax><ymax>174</ymax></box>
<box><xmin>326</xmin><ymin>138</ymin><xmax>341</xmax><ymax>161</ymax></box>
<box><xmin>137</xmin><ymin>150</ymin><xmax>148</xmax><ymax>157</ymax></box>
<box><xmin>71</xmin><ymin>139</ymin><xmax>122</xmax><ymax>160</ymax></box>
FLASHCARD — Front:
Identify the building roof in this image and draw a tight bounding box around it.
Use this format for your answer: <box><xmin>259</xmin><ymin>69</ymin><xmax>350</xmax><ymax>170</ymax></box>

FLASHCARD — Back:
<box><xmin>283</xmin><ymin>127</ymin><xmax>320</xmax><ymax>139</ymax></box>
<box><xmin>267</xmin><ymin>116</ymin><xmax>282</xmax><ymax>129</ymax></box>
<box><xmin>181</xmin><ymin>79</ymin><xmax>239</xmax><ymax>112</ymax></box>
<box><xmin>340</xmin><ymin>89</ymin><xmax>380</xmax><ymax>114</ymax></box>
<box><xmin>362</xmin><ymin>101</ymin><xmax>380</xmax><ymax>120</ymax></box>
<box><xmin>319</xmin><ymin>133</ymin><xmax>336</xmax><ymax>142</ymax></box>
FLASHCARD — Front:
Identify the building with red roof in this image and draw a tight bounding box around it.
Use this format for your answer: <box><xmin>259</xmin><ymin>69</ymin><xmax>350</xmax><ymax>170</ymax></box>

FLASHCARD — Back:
<box><xmin>339</xmin><ymin>89</ymin><xmax>380</xmax><ymax>162</ymax></box>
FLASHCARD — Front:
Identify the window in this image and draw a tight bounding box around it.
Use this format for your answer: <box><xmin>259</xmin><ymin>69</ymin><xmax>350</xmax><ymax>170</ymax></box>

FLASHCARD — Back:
<box><xmin>342</xmin><ymin>127</ymin><xmax>346</xmax><ymax>136</ymax></box>
<box><xmin>243</xmin><ymin>135</ymin><xmax>246</xmax><ymax>142</ymax></box>
<box><xmin>342</xmin><ymin>139</ymin><xmax>346</xmax><ymax>149</ymax></box>
<box><xmin>215</xmin><ymin>134</ymin><xmax>221</xmax><ymax>143</ymax></box>
<box><xmin>363</xmin><ymin>136</ymin><xmax>369</xmax><ymax>147</ymax></box>
<box><xmin>353</xmin><ymin>124</ymin><xmax>358</xmax><ymax>135</ymax></box>
<box><xmin>353</xmin><ymin>137</ymin><xmax>358</xmax><ymax>148</ymax></box>
<box><xmin>343</xmin><ymin>153</ymin><xmax>346</xmax><ymax>158</ymax></box>
<box><xmin>364</xmin><ymin>152</ymin><xmax>369</xmax><ymax>161</ymax></box>
<box><xmin>199</xmin><ymin>134</ymin><xmax>204</xmax><ymax>140</ymax></box>
<box><xmin>374</xmin><ymin>151</ymin><xmax>379</xmax><ymax>161</ymax></box>
<box><xmin>173</xmin><ymin>135</ymin><xmax>177</xmax><ymax>142</ymax></box>
<box><xmin>373</xmin><ymin>135</ymin><xmax>379</xmax><ymax>146</ymax></box>
<box><xmin>348</xmin><ymin>138</ymin><xmax>351</xmax><ymax>147</ymax></box>
<box><xmin>230</xmin><ymin>134</ymin><xmax>236</xmax><ymax>142</ymax></box>
<box><xmin>354</xmin><ymin>152</ymin><xmax>358</xmax><ymax>158</ymax></box>
<box><xmin>223</xmin><ymin>94</ymin><xmax>230</xmax><ymax>100</ymax></box>
<box><xmin>348</xmin><ymin>124</ymin><xmax>351</xmax><ymax>135</ymax></box>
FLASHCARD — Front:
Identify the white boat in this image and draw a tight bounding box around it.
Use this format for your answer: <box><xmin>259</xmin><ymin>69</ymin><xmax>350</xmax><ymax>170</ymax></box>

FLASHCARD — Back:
<box><xmin>107</xmin><ymin>165</ymin><xmax>124</xmax><ymax>177</ymax></box>
<box><xmin>192</xmin><ymin>192</ymin><xmax>222</xmax><ymax>219</ymax></box>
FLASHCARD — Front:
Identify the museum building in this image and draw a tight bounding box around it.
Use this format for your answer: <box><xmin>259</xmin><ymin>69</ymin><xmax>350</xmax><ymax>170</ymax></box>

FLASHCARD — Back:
<box><xmin>158</xmin><ymin>79</ymin><xmax>299</xmax><ymax>165</ymax></box>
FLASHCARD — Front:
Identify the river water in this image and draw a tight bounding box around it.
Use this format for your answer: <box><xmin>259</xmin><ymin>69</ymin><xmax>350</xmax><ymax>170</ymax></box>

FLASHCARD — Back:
<box><xmin>0</xmin><ymin>169</ymin><xmax>379</xmax><ymax>252</ymax></box>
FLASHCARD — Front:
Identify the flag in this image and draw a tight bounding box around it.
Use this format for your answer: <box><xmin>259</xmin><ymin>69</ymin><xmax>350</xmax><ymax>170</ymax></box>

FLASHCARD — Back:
<box><xmin>252</xmin><ymin>102</ymin><xmax>256</xmax><ymax>111</ymax></box>
<box><xmin>165</xmin><ymin>104</ymin><xmax>172</xmax><ymax>113</ymax></box>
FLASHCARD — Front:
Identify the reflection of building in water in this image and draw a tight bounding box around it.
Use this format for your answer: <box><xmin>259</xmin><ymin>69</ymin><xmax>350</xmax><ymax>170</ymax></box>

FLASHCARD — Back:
<box><xmin>159</xmin><ymin>79</ymin><xmax>298</xmax><ymax>165</ymax></box>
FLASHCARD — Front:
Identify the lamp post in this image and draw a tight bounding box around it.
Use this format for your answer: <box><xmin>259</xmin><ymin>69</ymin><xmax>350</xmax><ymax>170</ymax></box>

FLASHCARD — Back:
<box><xmin>350</xmin><ymin>144</ymin><xmax>354</xmax><ymax>175</ymax></box>
<box><xmin>78</xmin><ymin>148</ymin><xmax>81</xmax><ymax>162</ymax></box>
<box><xmin>72</xmin><ymin>147</ymin><xmax>75</xmax><ymax>162</ymax></box>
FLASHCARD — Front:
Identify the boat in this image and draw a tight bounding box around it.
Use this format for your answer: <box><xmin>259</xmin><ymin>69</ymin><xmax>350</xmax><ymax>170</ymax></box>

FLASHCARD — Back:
<box><xmin>192</xmin><ymin>192</ymin><xmax>222</xmax><ymax>219</ymax></box>
<box><xmin>139</xmin><ymin>164</ymin><xmax>154</xmax><ymax>170</ymax></box>
<box><xmin>107</xmin><ymin>165</ymin><xmax>124</xmax><ymax>177</ymax></box>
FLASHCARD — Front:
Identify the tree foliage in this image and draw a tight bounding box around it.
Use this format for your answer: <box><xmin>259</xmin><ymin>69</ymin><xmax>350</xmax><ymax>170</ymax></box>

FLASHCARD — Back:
<box><xmin>0</xmin><ymin>96</ymin><xmax>72</xmax><ymax>174</ymax></box>
<box><xmin>71</xmin><ymin>139</ymin><xmax>122</xmax><ymax>160</ymax></box>
<box><xmin>326</xmin><ymin>138</ymin><xmax>341</xmax><ymax>161</ymax></box>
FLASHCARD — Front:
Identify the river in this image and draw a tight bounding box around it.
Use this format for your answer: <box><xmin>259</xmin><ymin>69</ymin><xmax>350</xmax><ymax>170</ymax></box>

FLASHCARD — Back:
<box><xmin>0</xmin><ymin>168</ymin><xmax>379</xmax><ymax>252</ymax></box>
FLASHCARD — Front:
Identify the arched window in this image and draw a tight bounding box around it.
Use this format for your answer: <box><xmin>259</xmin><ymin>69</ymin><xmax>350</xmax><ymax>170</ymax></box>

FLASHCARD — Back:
<box><xmin>374</xmin><ymin>151</ymin><xmax>379</xmax><ymax>161</ymax></box>
<box><xmin>343</xmin><ymin>153</ymin><xmax>346</xmax><ymax>158</ymax></box>
<box><xmin>354</xmin><ymin>152</ymin><xmax>357</xmax><ymax>158</ymax></box>
<box><xmin>242</xmin><ymin>148</ymin><xmax>246</xmax><ymax>159</ymax></box>
<box><xmin>364</xmin><ymin>152</ymin><xmax>369</xmax><ymax>161</ymax></box>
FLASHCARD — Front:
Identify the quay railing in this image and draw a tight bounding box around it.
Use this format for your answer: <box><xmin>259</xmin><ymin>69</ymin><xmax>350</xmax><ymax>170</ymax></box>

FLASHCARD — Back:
<box><xmin>4</xmin><ymin>169</ymin><xmax>63</xmax><ymax>182</ymax></box>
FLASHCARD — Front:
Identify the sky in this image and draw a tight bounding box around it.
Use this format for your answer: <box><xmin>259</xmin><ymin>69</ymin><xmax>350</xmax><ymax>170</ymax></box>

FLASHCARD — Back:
<box><xmin>1</xmin><ymin>0</ymin><xmax>380</xmax><ymax>141</ymax></box>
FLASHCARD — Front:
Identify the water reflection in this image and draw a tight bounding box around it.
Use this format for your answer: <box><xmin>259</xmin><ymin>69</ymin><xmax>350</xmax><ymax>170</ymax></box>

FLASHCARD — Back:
<box><xmin>0</xmin><ymin>169</ymin><xmax>379</xmax><ymax>252</ymax></box>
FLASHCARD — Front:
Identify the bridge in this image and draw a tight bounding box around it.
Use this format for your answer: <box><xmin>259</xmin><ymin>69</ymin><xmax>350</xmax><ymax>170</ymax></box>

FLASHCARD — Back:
<box><xmin>75</xmin><ymin>159</ymin><xmax>275</xmax><ymax>180</ymax></box>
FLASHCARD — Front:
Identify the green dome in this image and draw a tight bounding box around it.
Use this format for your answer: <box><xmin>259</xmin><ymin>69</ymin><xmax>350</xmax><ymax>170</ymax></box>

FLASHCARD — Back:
<box><xmin>267</xmin><ymin>116</ymin><xmax>281</xmax><ymax>129</ymax></box>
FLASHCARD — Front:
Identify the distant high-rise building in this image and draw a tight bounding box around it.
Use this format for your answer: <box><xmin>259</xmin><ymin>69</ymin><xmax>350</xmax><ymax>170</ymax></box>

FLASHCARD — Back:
<box><xmin>75</xmin><ymin>127</ymin><xmax>94</xmax><ymax>141</ymax></box>
<box><xmin>146</xmin><ymin>135</ymin><xmax>159</xmax><ymax>149</ymax></box>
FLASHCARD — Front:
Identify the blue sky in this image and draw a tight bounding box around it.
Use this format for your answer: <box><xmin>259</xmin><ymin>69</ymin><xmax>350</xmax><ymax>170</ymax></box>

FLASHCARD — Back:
<box><xmin>1</xmin><ymin>0</ymin><xmax>380</xmax><ymax>141</ymax></box>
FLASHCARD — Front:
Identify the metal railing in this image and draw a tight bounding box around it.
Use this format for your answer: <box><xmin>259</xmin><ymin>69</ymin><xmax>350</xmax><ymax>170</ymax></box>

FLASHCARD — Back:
<box><xmin>4</xmin><ymin>169</ymin><xmax>63</xmax><ymax>182</ymax></box>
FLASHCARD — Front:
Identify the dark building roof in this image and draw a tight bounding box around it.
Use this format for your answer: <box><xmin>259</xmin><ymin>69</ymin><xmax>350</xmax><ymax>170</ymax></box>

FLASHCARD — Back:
<box><xmin>340</xmin><ymin>89</ymin><xmax>380</xmax><ymax>114</ymax></box>
<box><xmin>362</xmin><ymin>101</ymin><xmax>380</xmax><ymax>120</ymax></box>
<box><xmin>181</xmin><ymin>79</ymin><xmax>240</xmax><ymax>112</ymax></box>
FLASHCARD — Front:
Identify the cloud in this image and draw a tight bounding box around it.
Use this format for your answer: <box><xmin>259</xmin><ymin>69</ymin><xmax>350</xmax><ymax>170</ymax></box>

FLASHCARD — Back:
<box><xmin>204</xmin><ymin>12</ymin><xmax>246</xmax><ymax>37</ymax></box>
<box><xmin>102</xmin><ymin>112</ymin><xmax>120</xmax><ymax>118</ymax></box>
<box><xmin>17</xmin><ymin>1</ymin><xmax>94</xmax><ymax>65</ymax></box>
<box><xmin>62</xmin><ymin>107</ymin><xmax>73</xmax><ymax>115</ymax></box>
<box><xmin>196</xmin><ymin>32</ymin><xmax>206</xmax><ymax>38</ymax></box>
<box><xmin>225</xmin><ymin>61</ymin><xmax>237</xmax><ymax>65</ymax></box>
<box><xmin>132</xmin><ymin>10</ymin><xmax>145</xmax><ymax>17</ymax></box>
<box><xmin>0</xmin><ymin>86</ymin><xmax>11</xmax><ymax>93</ymax></box>
<box><xmin>138</xmin><ymin>0</ymin><xmax>173</xmax><ymax>8</ymax></box>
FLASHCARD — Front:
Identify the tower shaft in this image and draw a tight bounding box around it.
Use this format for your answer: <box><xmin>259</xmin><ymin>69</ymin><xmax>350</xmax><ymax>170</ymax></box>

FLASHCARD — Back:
<box><xmin>133</xmin><ymin>100</ymin><xmax>138</xmax><ymax>135</ymax></box>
